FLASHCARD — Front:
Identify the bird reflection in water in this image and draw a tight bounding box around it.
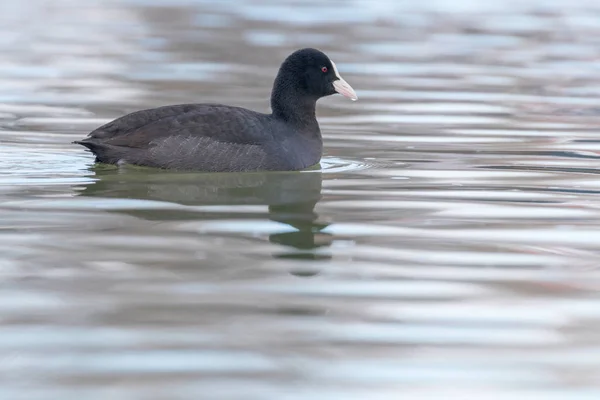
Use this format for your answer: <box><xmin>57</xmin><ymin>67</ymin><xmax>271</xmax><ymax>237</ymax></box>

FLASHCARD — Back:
<box><xmin>77</xmin><ymin>165</ymin><xmax>333</xmax><ymax>269</ymax></box>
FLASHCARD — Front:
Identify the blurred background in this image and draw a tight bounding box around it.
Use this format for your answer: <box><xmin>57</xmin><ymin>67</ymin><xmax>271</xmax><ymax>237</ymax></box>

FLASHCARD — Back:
<box><xmin>1</xmin><ymin>0</ymin><xmax>600</xmax><ymax>399</ymax></box>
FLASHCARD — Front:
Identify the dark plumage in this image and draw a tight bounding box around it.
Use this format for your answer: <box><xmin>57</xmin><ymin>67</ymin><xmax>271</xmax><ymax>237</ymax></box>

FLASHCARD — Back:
<box><xmin>74</xmin><ymin>48</ymin><xmax>357</xmax><ymax>172</ymax></box>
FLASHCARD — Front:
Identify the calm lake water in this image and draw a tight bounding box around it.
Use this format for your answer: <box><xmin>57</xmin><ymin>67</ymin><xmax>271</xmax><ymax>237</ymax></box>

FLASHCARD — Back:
<box><xmin>2</xmin><ymin>0</ymin><xmax>600</xmax><ymax>398</ymax></box>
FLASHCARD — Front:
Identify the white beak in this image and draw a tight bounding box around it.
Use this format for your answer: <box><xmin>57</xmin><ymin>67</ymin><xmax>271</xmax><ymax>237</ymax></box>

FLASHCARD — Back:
<box><xmin>330</xmin><ymin>60</ymin><xmax>358</xmax><ymax>101</ymax></box>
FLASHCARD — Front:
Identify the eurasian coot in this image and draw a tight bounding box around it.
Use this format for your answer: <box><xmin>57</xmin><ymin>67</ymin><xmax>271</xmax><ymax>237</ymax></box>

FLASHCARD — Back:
<box><xmin>74</xmin><ymin>48</ymin><xmax>357</xmax><ymax>172</ymax></box>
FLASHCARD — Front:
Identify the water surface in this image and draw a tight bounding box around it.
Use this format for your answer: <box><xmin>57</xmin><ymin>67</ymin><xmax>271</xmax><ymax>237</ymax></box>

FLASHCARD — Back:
<box><xmin>1</xmin><ymin>0</ymin><xmax>600</xmax><ymax>398</ymax></box>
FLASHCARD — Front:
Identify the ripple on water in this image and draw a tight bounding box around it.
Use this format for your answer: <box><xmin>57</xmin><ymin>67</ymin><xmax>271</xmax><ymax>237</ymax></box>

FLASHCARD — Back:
<box><xmin>319</xmin><ymin>156</ymin><xmax>379</xmax><ymax>173</ymax></box>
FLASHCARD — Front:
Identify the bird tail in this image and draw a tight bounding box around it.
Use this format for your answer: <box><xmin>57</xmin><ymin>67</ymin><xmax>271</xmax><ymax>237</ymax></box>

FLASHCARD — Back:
<box><xmin>73</xmin><ymin>139</ymin><xmax>120</xmax><ymax>164</ymax></box>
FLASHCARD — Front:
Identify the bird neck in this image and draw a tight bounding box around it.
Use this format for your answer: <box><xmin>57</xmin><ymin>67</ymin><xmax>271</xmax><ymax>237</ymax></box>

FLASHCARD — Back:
<box><xmin>270</xmin><ymin>73</ymin><xmax>319</xmax><ymax>129</ymax></box>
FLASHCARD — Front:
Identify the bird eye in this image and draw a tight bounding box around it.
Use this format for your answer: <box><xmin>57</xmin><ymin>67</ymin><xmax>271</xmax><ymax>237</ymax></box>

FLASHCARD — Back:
<box><xmin>321</xmin><ymin>66</ymin><xmax>328</xmax><ymax>73</ymax></box>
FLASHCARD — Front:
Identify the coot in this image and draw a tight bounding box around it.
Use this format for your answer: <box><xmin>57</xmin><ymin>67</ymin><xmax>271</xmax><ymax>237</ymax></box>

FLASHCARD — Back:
<box><xmin>74</xmin><ymin>48</ymin><xmax>357</xmax><ymax>172</ymax></box>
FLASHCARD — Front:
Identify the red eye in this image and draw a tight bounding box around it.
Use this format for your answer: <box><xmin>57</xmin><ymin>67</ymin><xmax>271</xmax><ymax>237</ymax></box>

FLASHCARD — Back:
<box><xmin>321</xmin><ymin>66</ymin><xmax>328</xmax><ymax>73</ymax></box>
